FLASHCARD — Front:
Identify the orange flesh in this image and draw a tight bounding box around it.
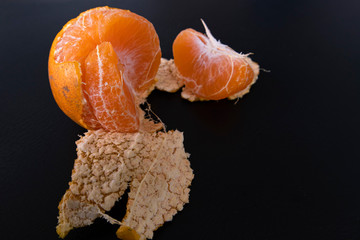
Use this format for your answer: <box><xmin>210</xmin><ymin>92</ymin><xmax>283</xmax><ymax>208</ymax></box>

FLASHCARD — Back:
<box><xmin>48</xmin><ymin>7</ymin><xmax>161</xmax><ymax>131</ymax></box>
<box><xmin>84</xmin><ymin>42</ymin><xmax>139</xmax><ymax>132</ymax></box>
<box><xmin>173</xmin><ymin>25</ymin><xmax>256</xmax><ymax>100</ymax></box>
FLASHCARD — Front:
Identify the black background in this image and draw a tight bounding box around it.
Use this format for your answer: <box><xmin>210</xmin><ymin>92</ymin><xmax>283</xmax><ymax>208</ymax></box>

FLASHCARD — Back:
<box><xmin>1</xmin><ymin>0</ymin><xmax>360</xmax><ymax>239</ymax></box>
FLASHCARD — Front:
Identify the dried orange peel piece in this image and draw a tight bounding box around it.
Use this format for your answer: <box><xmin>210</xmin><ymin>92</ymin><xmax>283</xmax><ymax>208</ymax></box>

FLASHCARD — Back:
<box><xmin>48</xmin><ymin>7</ymin><xmax>161</xmax><ymax>131</ymax></box>
<box><xmin>57</xmin><ymin>130</ymin><xmax>193</xmax><ymax>240</ymax></box>
<box><xmin>171</xmin><ymin>20</ymin><xmax>259</xmax><ymax>101</ymax></box>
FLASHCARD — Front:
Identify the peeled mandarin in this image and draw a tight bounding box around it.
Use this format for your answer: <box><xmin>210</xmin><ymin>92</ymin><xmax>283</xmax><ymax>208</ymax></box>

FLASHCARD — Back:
<box><xmin>48</xmin><ymin>7</ymin><xmax>161</xmax><ymax>131</ymax></box>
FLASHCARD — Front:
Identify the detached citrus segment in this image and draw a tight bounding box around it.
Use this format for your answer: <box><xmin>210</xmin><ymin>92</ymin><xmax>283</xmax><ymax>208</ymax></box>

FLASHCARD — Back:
<box><xmin>84</xmin><ymin>42</ymin><xmax>139</xmax><ymax>132</ymax></box>
<box><xmin>48</xmin><ymin>7</ymin><xmax>161</xmax><ymax>131</ymax></box>
<box><xmin>173</xmin><ymin>20</ymin><xmax>259</xmax><ymax>100</ymax></box>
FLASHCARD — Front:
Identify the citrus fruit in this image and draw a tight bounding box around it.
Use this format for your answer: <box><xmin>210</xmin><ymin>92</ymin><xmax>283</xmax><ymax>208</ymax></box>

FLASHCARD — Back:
<box><xmin>173</xmin><ymin>20</ymin><xmax>259</xmax><ymax>101</ymax></box>
<box><xmin>48</xmin><ymin>7</ymin><xmax>161</xmax><ymax>131</ymax></box>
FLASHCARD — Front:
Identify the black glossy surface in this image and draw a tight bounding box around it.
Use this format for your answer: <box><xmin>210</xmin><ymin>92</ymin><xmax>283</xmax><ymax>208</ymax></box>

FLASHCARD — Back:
<box><xmin>1</xmin><ymin>0</ymin><xmax>360</xmax><ymax>239</ymax></box>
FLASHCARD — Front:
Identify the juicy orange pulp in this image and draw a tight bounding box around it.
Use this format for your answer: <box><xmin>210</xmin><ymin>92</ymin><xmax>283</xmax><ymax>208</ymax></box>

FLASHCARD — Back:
<box><xmin>48</xmin><ymin>7</ymin><xmax>161</xmax><ymax>131</ymax></box>
<box><xmin>84</xmin><ymin>42</ymin><xmax>139</xmax><ymax>132</ymax></box>
<box><xmin>173</xmin><ymin>20</ymin><xmax>258</xmax><ymax>100</ymax></box>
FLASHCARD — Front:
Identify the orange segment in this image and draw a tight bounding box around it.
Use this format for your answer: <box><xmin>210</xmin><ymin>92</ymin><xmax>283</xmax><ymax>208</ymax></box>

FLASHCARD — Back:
<box><xmin>48</xmin><ymin>7</ymin><xmax>161</xmax><ymax>131</ymax></box>
<box><xmin>84</xmin><ymin>42</ymin><xmax>139</xmax><ymax>132</ymax></box>
<box><xmin>173</xmin><ymin>20</ymin><xmax>258</xmax><ymax>100</ymax></box>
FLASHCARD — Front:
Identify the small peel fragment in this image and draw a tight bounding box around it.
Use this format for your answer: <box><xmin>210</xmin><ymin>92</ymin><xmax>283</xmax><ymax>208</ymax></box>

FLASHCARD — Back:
<box><xmin>57</xmin><ymin>129</ymin><xmax>193</xmax><ymax>239</ymax></box>
<box><xmin>155</xmin><ymin>58</ymin><xmax>184</xmax><ymax>93</ymax></box>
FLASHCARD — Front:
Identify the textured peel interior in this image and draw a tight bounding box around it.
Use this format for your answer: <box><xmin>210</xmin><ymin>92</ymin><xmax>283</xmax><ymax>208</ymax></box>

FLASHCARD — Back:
<box><xmin>57</xmin><ymin>129</ymin><xmax>194</xmax><ymax>239</ymax></box>
<box><xmin>155</xmin><ymin>58</ymin><xmax>184</xmax><ymax>93</ymax></box>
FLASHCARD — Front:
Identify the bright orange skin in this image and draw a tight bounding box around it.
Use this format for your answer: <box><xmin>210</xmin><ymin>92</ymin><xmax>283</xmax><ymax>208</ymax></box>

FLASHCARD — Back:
<box><xmin>49</xmin><ymin>19</ymin><xmax>99</xmax><ymax>129</ymax></box>
<box><xmin>173</xmin><ymin>28</ymin><xmax>256</xmax><ymax>100</ymax></box>
<box><xmin>48</xmin><ymin>7</ymin><xmax>161</xmax><ymax>131</ymax></box>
